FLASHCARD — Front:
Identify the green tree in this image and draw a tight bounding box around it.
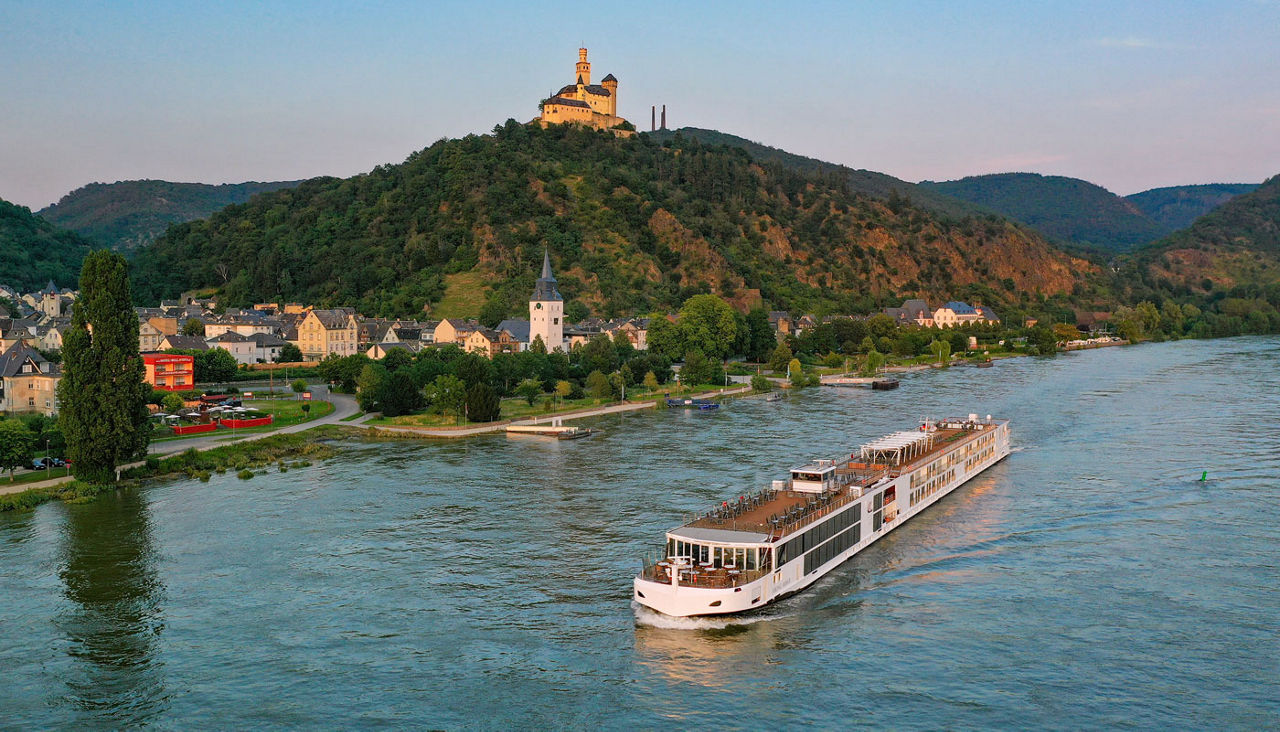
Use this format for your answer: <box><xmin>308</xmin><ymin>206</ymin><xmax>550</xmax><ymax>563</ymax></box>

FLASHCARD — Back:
<box><xmin>515</xmin><ymin>378</ymin><xmax>542</xmax><ymax>406</ymax></box>
<box><xmin>768</xmin><ymin>342</ymin><xmax>793</xmax><ymax>373</ymax></box>
<box><xmin>929</xmin><ymin>339</ymin><xmax>951</xmax><ymax>366</ymax></box>
<box><xmin>465</xmin><ymin>382</ymin><xmax>501</xmax><ymax>422</ymax></box>
<box><xmin>645</xmin><ymin>314</ymin><xmax>682</xmax><ymax>359</ymax></box>
<box><xmin>564</xmin><ymin>300</ymin><xmax>590</xmax><ymax>323</ymax></box>
<box><xmin>678</xmin><ymin>294</ymin><xmax>738</xmax><ymax>359</ymax></box>
<box><xmin>161</xmin><ymin>392</ymin><xmax>185</xmax><ymax>413</ymax></box>
<box><xmin>198</xmin><ymin>348</ymin><xmax>239</xmax><ymax>383</ymax></box>
<box><xmin>585</xmin><ymin>370</ymin><xmax>611</xmax><ymax>401</ymax></box>
<box><xmin>1135</xmin><ymin>301</ymin><xmax>1162</xmax><ymax>335</ymax></box>
<box><xmin>382</xmin><ymin>347</ymin><xmax>414</xmax><ymax>373</ymax></box>
<box><xmin>788</xmin><ymin>358</ymin><xmax>806</xmax><ymax>387</ymax></box>
<box><xmin>745</xmin><ymin>308</ymin><xmax>775</xmax><ymax>362</ymax></box>
<box><xmin>426</xmin><ymin>374</ymin><xmax>467</xmax><ymax>422</ymax></box>
<box><xmin>751</xmin><ymin>374</ymin><xmax>773</xmax><ymax>393</ymax></box>
<box><xmin>579</xmin><ymin>333</ymin><xmax>620</xmax><ymax>374</ymax></box>
<box><xmin>0</xmin><ymin>419</ymin><xmax>35</xmax><ymax>481</ymax></box>
<box><xmin>1030</xmin><ymin>325</ymin><xmax>1058</xmax><ymax>355</ymax></box>
<box><xmin>57</xmin><ymin>250</ymin><xmax>151</xmax><ymax>483</ymax></box>
<box><xmin>608</xmin><ymin>372</ymin><xmax>626</xmax><ymax>400</ymax></box>
<box><xmin>643</xmin><ymin>370</ymin><xmax>660</xmax><ymax>392</ymax></box>
<box><xmin>356</xmin><ymin>363</ymin><xmax>388</xmax><ymax>412</ymax></box>
<box><xmin>1052</xmin><ymin>323</ymin><xmax>1080</xmax><ymax>342</ymax></box>
<box><xmin>861</xmin><ymin>350</ymin><xmax>885</xmax><ymax>376</ymax></box>
<box><xmin>277</xmin><ymin>342</ymin><xmax>303</xmax><ymax>363</ymax></box>
<box><xmin>529</xmin><ymin>335</ymin><xmax>547</xmax><ymax>355</ymax></box>
<box><xmin>182</xmin><ymin>317</ymin><xmax>205</xmax><ymax>336</ymax></box>
<box><xmin>291</xmin><ymin>378</ymin><xmax>307</xmax><ymax>394</ymax></box>
<box><xmin>380</xmin><ymin>372</ymin><xmax>424</xmax><ymax>417</ymax></box>
<box><xmin>554</xmin><ymin>379</ymin><xmax>572</xmax><ymax>407</ymax></box>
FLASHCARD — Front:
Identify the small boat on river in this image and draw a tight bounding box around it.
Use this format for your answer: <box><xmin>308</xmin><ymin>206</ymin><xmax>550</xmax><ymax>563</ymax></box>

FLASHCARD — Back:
<box><xmin>666</xmin><ymin>397</ymin><xmax>719</xmax><ymax>410</ymax></box>
<box><xmin>634</xmin><ymin>415</ymin><xmax>1011</xmax><ymax>617</ymax></box>
<box><xmin>871</xmin><ymin>377</ymin><xmax>900</xmax><ymax>390</ymax></box>
<box><xmin>765</xmin><ymin>392</ymin><xmax>783</xmax><ymax>402</ymax></box>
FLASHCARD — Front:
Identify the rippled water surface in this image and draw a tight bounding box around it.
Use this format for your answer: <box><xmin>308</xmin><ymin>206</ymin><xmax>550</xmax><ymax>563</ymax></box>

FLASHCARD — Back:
<box><xmin>3</xmin><ymin>337</ymin><xmax>1278</xmax><ymax>729</ymax></box>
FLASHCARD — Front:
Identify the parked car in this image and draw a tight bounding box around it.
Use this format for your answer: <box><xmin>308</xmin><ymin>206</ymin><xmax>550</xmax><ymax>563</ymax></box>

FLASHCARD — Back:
<box><xmin>31</xmin><ymin>458</ymin><xmax>50</xmax><ymax>470</ymax></box>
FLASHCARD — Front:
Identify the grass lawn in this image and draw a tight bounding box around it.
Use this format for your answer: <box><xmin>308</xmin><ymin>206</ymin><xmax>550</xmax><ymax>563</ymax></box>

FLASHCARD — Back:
<box><xmin>1</xmin><ymin>467</ymin><xmax>73</xmax><ymax>487</ymax></box>
<box><xmin>151</xmin><ymin>399</ymin><xmax>334</xmax><ymax>442</ymax></box>
<box><xmin>365</xmin><ymin>382</ymin><xmax>742</xmax><ymax>428</ymax></box>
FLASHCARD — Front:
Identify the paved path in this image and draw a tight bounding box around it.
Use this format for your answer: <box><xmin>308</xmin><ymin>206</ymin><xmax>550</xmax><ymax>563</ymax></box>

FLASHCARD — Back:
<box><xmin>1</xmin><ymin>386</ymin><xmax>748</xmax><ymax>495</ymax></box>
<box><xmin>353</xmin><ymin>386</ymin><xmax>752</xmax><ymax>439</ymax></box>
<box><xmin>0</xmin><ymin>390</ymin><xmax>359</xmax><ymax>497</ymax></box>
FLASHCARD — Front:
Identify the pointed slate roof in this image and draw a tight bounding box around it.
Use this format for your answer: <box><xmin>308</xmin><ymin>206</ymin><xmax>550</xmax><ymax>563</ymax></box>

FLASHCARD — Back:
<box><xmin>601</xmin><ymin>73</ymin><xmax>617</xmax><ymax>82</ymax></box>
<box><xmin>530</xmin><ymin>250</ymin><xmax>562</xmax><ymax>302</ymax></box>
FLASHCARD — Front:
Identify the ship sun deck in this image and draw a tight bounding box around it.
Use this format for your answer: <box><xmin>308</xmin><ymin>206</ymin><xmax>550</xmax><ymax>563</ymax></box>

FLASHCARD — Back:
<box><xmin>677</xmin><ymin>421</ymin><xmax>995</xmax><ymax>539</ymax></box>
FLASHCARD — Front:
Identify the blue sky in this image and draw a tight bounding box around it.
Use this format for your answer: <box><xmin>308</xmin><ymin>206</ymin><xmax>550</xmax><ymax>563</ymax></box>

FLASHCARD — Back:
<box><xmin>2</xmin><ymin>0</ymin><xmax>1277</xmax><ymax>209</ymax></box>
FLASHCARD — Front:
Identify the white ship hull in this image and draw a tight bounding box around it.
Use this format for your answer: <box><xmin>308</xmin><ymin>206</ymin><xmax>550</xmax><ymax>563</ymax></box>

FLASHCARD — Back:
<box><xmin>635</xmin><ymin>419</ymin><xmax>1011</xmax><ymax>617</ymax></box>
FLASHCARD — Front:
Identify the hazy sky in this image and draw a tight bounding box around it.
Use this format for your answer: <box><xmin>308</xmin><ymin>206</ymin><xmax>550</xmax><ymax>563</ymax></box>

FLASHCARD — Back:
<box><xmin>3</xmin><ymin>0</ymin><xmax>1278</xmax><ymax>209</ymax></box>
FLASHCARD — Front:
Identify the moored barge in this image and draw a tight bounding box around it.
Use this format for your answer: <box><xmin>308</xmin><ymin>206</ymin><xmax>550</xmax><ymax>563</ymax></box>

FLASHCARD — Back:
<box><xmin>634</xmin><ymin>415</ymin><xmax>1011</xmax><ymax>616</ymax></box>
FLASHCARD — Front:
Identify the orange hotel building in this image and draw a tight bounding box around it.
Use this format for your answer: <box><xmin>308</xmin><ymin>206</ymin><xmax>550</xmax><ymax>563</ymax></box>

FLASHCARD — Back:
<box><xmin>143</xmin><ymin>353</ymin><xmax>195</xmax><ymax>391</ymax></box>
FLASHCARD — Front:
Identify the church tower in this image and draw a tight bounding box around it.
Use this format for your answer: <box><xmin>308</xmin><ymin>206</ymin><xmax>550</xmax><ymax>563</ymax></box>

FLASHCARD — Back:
<box><xmin>529</xmin><ymin>249</ymin><xmax>563</xmax><ymax>351</ymax></box>
<box><xmin>576</xmin><ymin>47</ymin><xmax>591</xmax><ymax>86</ymax></box>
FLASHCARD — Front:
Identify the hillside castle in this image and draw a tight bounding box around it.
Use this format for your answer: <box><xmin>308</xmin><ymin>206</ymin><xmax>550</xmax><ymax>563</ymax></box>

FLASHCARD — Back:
<box><xmin>539</xmin><ymin>49</ymin><xmax>633</xmax><ymax>135</ymax></box>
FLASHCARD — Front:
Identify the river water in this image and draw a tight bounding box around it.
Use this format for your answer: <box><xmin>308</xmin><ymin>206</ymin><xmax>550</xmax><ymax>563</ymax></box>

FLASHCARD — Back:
<box><xmin>2</xmin><ymin>336</ymin><xmax>1277</xmax><ymax>729</ymax></box>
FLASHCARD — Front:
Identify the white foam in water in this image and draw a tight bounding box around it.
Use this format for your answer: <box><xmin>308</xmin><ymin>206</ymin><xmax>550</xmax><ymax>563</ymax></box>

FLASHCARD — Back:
<box><xmin>631</xmin><ymin>601</ymin><xmax>785</xmax><ymax>629</ymax></box>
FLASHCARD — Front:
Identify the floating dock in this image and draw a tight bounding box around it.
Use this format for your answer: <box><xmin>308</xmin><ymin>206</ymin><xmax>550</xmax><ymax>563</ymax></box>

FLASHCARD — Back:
<box><xmin>506</xmin><ymin>424</ymin><xmax>594</xmax><ymax>440</ymax></box>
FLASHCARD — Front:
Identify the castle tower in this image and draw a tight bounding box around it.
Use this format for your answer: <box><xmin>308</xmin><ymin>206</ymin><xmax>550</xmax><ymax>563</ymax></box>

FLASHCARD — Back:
<box><xmin>576</xmin><ymin>47</ymin><xmax>591</xmax><ymax>87</ymax></box>
<box><xmin>601</xmin><ymin>73</ymin><xmax>617</xmax><ymax>117</ymax></box>
<box><xmin>529</xmin><ymin>249</ymin><xmax>564</xmax><ymax>351</ymax></box>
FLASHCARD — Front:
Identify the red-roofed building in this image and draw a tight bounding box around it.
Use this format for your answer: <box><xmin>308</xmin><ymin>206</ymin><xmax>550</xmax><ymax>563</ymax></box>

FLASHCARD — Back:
<box><xmin>143</xmin><ymin>353</ymin><xmax>195</xmax><ymax>391</ymax></box>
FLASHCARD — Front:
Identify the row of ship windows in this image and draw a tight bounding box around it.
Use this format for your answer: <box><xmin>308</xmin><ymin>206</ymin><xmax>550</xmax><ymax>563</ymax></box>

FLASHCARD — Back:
<box><xmin>803</xmin><ymin>523</ymin><xmax>863</xmax><ymax>575</ymax></box>
<box><xmin>910</xmin><ymin>468</ymin><xmax>956</xmax><ymax>506</ymax></box>
<box><xmin>964</xmin><ymin>446</ymin><xmax>996</xmax><ymax>471</ymax></box>
<box><xmin>778</xmin><ymin>504</ymin><xmax>861</xmax><ymax>566</ymax></box>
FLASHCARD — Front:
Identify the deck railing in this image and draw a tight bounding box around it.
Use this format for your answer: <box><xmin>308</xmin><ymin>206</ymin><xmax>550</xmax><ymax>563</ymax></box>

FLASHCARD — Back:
<box><xmin>639</xmin><ymin>562</ymin><xmax>769</xmax><ymax>589</ymax></box>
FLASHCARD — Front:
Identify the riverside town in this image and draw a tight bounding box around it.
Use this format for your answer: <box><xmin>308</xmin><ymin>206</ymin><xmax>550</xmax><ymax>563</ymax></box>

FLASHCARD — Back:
<box><xmin>2</xmin><ymin>15</ymin><xmax>1278</xmax><ymax>730</ymax></box>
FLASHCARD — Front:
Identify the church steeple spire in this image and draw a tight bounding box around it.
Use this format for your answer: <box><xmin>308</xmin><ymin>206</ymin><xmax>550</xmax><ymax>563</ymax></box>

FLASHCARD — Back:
<box><xmin>531</xmin><ymin>249</ymin><xmax>562</xmax><ymax>301</ymax></box>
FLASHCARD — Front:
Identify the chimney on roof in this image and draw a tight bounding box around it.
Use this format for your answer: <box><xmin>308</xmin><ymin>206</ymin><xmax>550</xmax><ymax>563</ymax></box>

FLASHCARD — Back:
<box><xmin>661</xmin><ymin>104</ymin><xmax>666</xmax><ymax>130</ymax></box>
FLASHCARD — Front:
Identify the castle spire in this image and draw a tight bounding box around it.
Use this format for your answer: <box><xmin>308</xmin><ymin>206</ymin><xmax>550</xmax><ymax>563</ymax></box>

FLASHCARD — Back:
<box><xmin>541</xmin><ymin>248</ymin><xmax>554</xmax><ymax>280</ymax></box>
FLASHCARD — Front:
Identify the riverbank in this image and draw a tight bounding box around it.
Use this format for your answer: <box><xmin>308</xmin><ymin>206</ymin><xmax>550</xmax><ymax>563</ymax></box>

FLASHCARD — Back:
<box><xmin>356</xmin><ymin>385</ymin><xmax>753</xmax><ymax>439</ymax></box>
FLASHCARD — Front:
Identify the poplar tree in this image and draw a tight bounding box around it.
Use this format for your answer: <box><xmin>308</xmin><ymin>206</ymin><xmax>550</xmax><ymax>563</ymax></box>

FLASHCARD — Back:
<box><xmin>58</xmin><ymin>251</ymin><xmax>151</xmax><ymax>483</ymax></box>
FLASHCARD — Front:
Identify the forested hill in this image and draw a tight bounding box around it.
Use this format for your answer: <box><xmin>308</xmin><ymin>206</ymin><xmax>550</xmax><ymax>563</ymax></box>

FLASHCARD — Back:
<box><xmin>1125</xmin><ymin>183</ymin><xmax>1259</xmax><ymax>231</ymax></box>
<box><xmin>131</xmin><ymin>121</ymin><xmax>1098</xmax><ymax>318</ymax></box>
<box><xmin>1129</xmin><ymin>174</ymin><xmax>1280</xmax><ymax>298</ymax></box>
<box><xmin>649</xmin><ymin>127</ymin><xmax>989</xmax><ymax>220</ymax></box>
<box><xmin>920</xmin><ymin>172</ymin><xmax>1171</xmax><ymax>253</ymax></box>
<box><xmin>39</xmin><ymin>179</ymin><xmax>302</xmax><ymax>251</ymax></box>
<box><xmin>0</xmin><ymin>198</ymin><xmax>93</xmax><ymax>291</ymax></box>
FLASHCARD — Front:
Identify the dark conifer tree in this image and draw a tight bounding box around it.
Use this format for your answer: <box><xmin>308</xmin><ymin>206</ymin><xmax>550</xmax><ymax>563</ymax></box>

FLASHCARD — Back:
<box><xmin>58</xmin><ymin>250</ymin><xmax>151</xmax><ymax>483</ymax></box>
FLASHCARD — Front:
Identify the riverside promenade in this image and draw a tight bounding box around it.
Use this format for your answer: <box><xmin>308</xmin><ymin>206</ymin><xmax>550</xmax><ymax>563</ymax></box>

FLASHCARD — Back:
<box><xmin>0</xmin><ymin>390</ymin><xmax>362</xmax><ymax>497</ymax></box>
<box><xmin>355</xmin><ymin>385</ymin><xmax>751</xmax><ymax>439</ymax></box>
<box><xmin>0</xmin><ymin>385</ymin><xmax>750</xmax><ymax>496</ymax></box>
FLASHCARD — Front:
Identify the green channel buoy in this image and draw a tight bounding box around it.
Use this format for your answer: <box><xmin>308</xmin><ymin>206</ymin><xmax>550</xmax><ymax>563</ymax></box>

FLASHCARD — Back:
<box><xmin>1199</xmin><ymin>470</ymin><xmax>1208</xmax><ymax>482</ymax></box>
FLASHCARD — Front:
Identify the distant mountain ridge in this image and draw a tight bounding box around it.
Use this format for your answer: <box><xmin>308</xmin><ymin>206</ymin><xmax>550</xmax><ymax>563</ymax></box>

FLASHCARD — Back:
<box><xmin>39</xmin><ymin>179</ymin><xmax>302</xmax><ymax>252</ymax></box>
<box><xmin>919</xmin><ymin>172</ymin><xmax>1171</xmax><ymax>253</ymax></box>
<box><xmin>0</xmin><ymin>198</ymin><xmax>93</xmax><ymax>291</ymax></box>
<box><xmin>1135</xmin><ymin>174</ymin><xmax>1280</xmax><ymax>295</ymax></box>
<box><xmin>130</xmin><ymin>121</ymin><xmax>1098</xmax><ymax>318</ymax></box>
<box><xmin>1125</xmin><ymin>183</ymin><xmax>1260</xmax><ymax>231</ymax></box>
<box><xmin>648</xmin><ymin>127</ymin><xmax>991</xmax><ymax>220</ymax></box>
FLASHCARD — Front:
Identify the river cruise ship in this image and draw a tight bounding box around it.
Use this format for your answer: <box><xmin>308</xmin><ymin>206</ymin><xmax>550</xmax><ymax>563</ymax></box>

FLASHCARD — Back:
<box><xmin>634</xmin><ymin>415</ymin><xmax>1011</xmax><ymax>617</ymax></box>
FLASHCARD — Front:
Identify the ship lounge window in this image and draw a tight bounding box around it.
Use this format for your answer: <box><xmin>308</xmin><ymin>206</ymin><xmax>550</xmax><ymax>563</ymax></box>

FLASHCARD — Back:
<box><xmin>669</xmin><ymin>540</ymin><xmax>762</xmax><ymax>570</ymax></box>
